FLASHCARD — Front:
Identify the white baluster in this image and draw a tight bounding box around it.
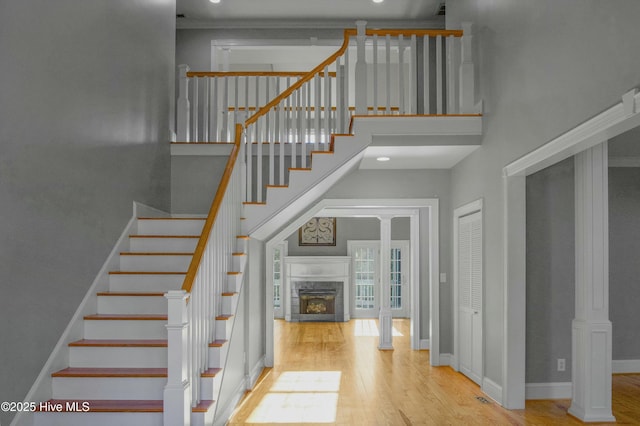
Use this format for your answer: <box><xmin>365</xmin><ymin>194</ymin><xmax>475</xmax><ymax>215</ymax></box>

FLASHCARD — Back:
<box><xmin>301</xmin><ymin>84</ymin><xmax>307</xmax><ymax>168</ymax></box>
<box><xmin>291</xmin><ymin>88</ymin><xmax>298</xmax><ymax>168</ymax></box>
<box><xmin>398</xmin><ymin>35</ymin><xmax>405</xmax><ymax>115</ymax></box>
<box><xmin>373</xmin><ymin>35</ymin><xmax>378</xmax><ymax>115</ymax></box>
<box><xmin>246</xmin><ymin>122</ymin><xmax>253</xmax><ymax>201</ymax></box>
<box><xmin>203</xmin><ymin>78</ymin><xmax>210</xmax><ymax>141</ymax></box>
<box><xmin>386</xmin><ymin>34</ymin><xmax>391</xmax><ymax>114</ymax></box>
<box><xmin>410</xmin><ymin>34</ymin><xmax>417</xmax><ymax>115</ymax></box>
<box><xmin>233</xmin><ymin>76</ymin><xmax>239</xmax><ymax>139</ymax></box>
<box><xmin>446</xmin><ymin>35</ymin><xmax>457</xmax><ymax>114</ymax></box>
<box><xmin>336</xmin><ymin>57</ymin><xmax>344</xmax><ymax>134</ymax></box>
<box><xmin>355</xmin><ymin>20</ymin><xmax>368</xmax><ymax>115</ymax></box>
<box><xmin>256</xmin><ymin>116</ymin><xmax>262</xmax><ymax>203</ymax></box>
<box><xmin>192</xmin><ymin>78</ymin><xmax>199</xmax><ymax>142</ymax></box>
<box><xmin>423</xmin><ymin>35</ymin><xmax>430</xmax><ymax>114</ymax></box>
<box><xmin>244</xmin><ymin>76</ymin><xmax>249</xmax><ymax>122</ymax></box>
<box><xmin>343</xmin><ymin>46</ymin><xmax>350</xmax><ymax>129</ymax></box>
<box><xmin>222</xmin><ymin>77</ymin><xmax>229</xmax><ymax>140</ymax></box>
<box><xmin>436</xmin><ymin>35</ymin><xmax>443</xmax><ymax>114</ymax></box>
<box><xmin>177</xmin><ymin>64</ymin><xmax>190</xmax><ymax>142</ymax></box>
<box><xmin>278</xmin><ymin>99</ymin><xmax>285</xmax><ymax>185</ymax></box>
<box><xmin>269</xmin><ymin>109</ymin><xmax>274</xmax><ymax>186</ymax></box>
<box><xmin>211</xmin><ymin>77</ymin><xmax>218</xmax><ymax>141</ymax></box>
<box><xmin>314</xmin><ymin>74</ymin><xmax>321</xmax><ymax>150</ymax></box>
<box><xmin>164</xmin><ymin>290</ymin><xmax>190</xmax><ymax>426</ymax></box>
<box><xmin>324</xmin><ymin>66</ymin><xmax>331</xmax><ymax>148</ymax></box>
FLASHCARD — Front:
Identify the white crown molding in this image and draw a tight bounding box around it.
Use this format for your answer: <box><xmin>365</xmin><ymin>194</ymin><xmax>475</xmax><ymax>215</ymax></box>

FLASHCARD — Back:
<box><xmin>178</xmin><ymin>18</ymin><xmax>445</xmax><ymax>30</ymax></box>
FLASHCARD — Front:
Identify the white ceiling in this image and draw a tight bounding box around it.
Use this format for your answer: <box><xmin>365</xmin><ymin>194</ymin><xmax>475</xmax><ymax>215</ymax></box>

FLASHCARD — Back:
<box><xmin>177</xmin><ymin>0</ymin><xmax>444</xmax><ymax>28</ymax></box>
<box><xmin>360</xmin><ymin>145</ymin><xmax>480</xmax><ymax>169</ymax></box>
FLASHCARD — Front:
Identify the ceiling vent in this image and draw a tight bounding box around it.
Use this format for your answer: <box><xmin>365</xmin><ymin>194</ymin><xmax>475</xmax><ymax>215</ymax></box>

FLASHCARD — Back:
<box><xmin>435</xmin><ymin>2</ymin><xmax>446</xmax><ymax>16</ymax></box>
<box><xmin>176</xmin><ymin>14</ymin><xmax>185</xmax><ymax>18</ymax></box>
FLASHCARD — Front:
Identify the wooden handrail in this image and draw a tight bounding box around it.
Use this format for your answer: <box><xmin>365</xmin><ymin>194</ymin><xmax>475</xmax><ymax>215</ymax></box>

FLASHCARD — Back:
<box><xmin>245</xmin><ymin>29</ymin><xmax>357</xmax><ymax>127</ymax></box>
<box><xmin>182</xmin><ymin>123</ymin><xmax>244</xmax><ymax>294</ymax></box>
<box><xmin>187</xmin><ymin>71</ymin><xmax>337</xmax><ymax>78</ymax></box>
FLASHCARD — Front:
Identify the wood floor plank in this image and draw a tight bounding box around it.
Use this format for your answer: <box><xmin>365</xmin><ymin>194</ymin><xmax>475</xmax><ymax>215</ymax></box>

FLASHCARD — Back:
<box><xmin>227</xmin><ymin>319</ymin><xmax>639</xmax><ymax>425</ymax></box>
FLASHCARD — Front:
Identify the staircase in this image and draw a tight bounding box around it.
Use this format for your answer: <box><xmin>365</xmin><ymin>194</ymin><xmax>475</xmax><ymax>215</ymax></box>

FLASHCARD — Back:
<box><xmin>32</xmin><ymin>217</ymin><xmax>246</xmax><ymax>426</ymax></box>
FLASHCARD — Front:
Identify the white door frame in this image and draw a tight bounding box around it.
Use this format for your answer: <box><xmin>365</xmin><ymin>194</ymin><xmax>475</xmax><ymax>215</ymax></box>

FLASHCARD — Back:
<box><xmin>452</xmin><ymin>200</ymin><xmax>483</xmax><ymax>383</ymax></box>
<box><xmin>267</xmin><ymin>240</ymin><xmax>288</xmax><ymax>319</ymax></box>
<box><xmin>348</xmin><ymin>240</ymin><xmax>412</xmax><ymax>319</ymax></box>
<box><xmin>264</xmin><ymin>198</ymin><xmax>440</xmax><ymax>366</ymax></box>
<box><xmin>501</xmin><ymin>88</ymin><xmax>640</xmax><ymax>409</ymax></box>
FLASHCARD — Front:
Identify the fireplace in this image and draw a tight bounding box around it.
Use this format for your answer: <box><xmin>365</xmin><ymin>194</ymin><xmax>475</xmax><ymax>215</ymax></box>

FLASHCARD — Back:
<box><xmin>291</xmin><ymin>281</ymin><xmax>344</xmax><ymax>322</ymax></box>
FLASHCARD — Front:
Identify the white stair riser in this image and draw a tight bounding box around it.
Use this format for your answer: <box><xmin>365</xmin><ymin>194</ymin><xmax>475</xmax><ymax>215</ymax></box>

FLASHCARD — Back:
<box><xmin>69</xmin><ymin>347</ymin><xmax>166</xmax><ymax>368</ymax></box>
<box><xmin>208</xmin><ymin>345</ymin><xmax>229</xmax><ymax>369</ymax></box>
<box><xmin>52</xmin><ymin>377</ymin><xmax>165</xmax><ymax>400</ymax></box>
<box><xmin>232</xmin><ymin>254</ymin><xmax>247</xmax><ymax>272</ymax></box>
<box><xmin>227</xmin><ymin>274</ymin><xmax>242</xmax><ymax>293</ymax></box>
<box><xmin>119</xmin><ymin>255</ymin><xmax>192</xmax><ymax>272</ymax></box>
<box><xmin>109</xmin><ymin>273</ymin><xmax>185</xmax><ymax>292</ymax></box>
<box><xmin>221</xmin><ymin>294</ymin><xmax>238</xmax><ymax>315</ymax></box>
<box><xmin>199</xmin><ymin>375</ymin><xmax>223</xmax><ymax>401</ymax></box>
<box><xmin>215</xmin><ymin>319</ymin><xmax>233</xmax><ymax>341</ymax></box>
<box><xmin>97</xmin><ymin>296</ymin><xmax>166</xmax><ymax>315</ymax></box>
<box><xmin>33</xmin><ymin>412</ymin><xmax>163</xmax><ymax>426</ymax></box>
<box><xmin>84</xmin><ymin>320</ymin><xmax>166</xmax><ymax>340</ymax></box>
<box><xmin>137</xmin><ymin>219</ymin><xmax>204</xmax><ymax>236</ymax></box>
<box><xmin>236</xmin><ymin>238</ymin><xmax>249</xmax><ymax>253</ymax></box>
<box><xmin>191</xmin><ymin>407</ymin><xmax>216</xmax><ymax>426</ymax></box>
<box><xmin>129</xmin><ymin>237</ymin><xmax>198</xmax><ymax>253</ymax></box>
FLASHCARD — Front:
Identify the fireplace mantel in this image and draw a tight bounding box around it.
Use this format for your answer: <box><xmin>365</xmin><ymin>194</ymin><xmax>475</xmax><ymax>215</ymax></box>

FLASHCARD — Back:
<box><xmin>284</xmin><ymin>256</ymin><xmax>350</xmax><ymax>322</ymax></box>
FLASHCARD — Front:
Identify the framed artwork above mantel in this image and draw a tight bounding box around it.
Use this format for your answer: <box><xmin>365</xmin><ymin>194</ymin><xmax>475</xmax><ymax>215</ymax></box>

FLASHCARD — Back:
<box><xmin>299</xmin><ymin>217</ymin><xmax>337</xmax><ymax>246</ymax></box>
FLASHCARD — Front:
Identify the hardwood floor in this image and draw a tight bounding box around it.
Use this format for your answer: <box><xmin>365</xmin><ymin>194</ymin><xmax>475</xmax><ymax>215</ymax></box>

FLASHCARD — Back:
<box><xmin>228</xmin><ymin>319</ymin><xmax>640</xmax><ymax>425</ymax></box>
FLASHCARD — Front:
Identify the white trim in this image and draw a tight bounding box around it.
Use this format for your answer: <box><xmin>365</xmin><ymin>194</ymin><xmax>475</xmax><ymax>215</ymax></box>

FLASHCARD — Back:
<box><xmin>482</xmin><ymin>377</ymin><xmax>504</xmax><ymax>405</ymax></box>
<box><xmin>452</xmin><ymin>199</ymin><xmax>483</xmax><ymax>373</ymax></box>
<box><xmin>213</xmin><ymin>376</ymin><xmax>249</xmax><ymax>426</ymax></box>
<box><xmin>420</xmin><ymin>339</ymin><xmax>430</xmax><ymax>350</ymax></box>
<box><xmin>504</xmin><ymin>88</ymin><xmax>640</xmax><ymax>177</ymax></box>
<box><xmin>609</xmin><ymin>156</ymin><xmax>640</xmax><ymax>167</ymax></box>
<box><xmin>525</xmin><ymin>382</ymin><xmax>573</xmax><ymax>400</ymax></box>
<box><xmin>265</xmin><ymin>198</ymin><xmax>438</xmax><ymax>366</ymax></box>
<box><xmin>439</xmin><ymin>353</ymin><xmax>453</xmax><ymax>366</ymax></box>
<box><xmin>612</xmin><ymin>359</ymin><xmax>640</xmax><ymax>374</ymax></box>
<box><xmin>12</xmin><ymin>202</ymin><xmax>163</xmax><ymax>426</ymax></box>
<box><xmin>502</xmin><ymin>87</ymin><xmax>640</xmax><ymax>412</ymax></box>
<box><xmin>246</xmin><ymin>356</ymin><xmax>266</xmax><ymax>390</ymax></box>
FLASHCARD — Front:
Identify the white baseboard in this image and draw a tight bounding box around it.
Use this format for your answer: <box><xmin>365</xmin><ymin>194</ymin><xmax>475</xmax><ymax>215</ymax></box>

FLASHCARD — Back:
<box><xmin>213</xmin><ymin>378</ymin><xmax>248</xmax><ymax>426</ymax></box>
<box><xmin>420</xmin><ymin>339</ymin><xmax>430</xmax><ymax>350</ymax></box>
<box><xmin>439</xmin><ymin>353</ymin><xmax>453</xmax><ymax>366</ymax></box>
<box><xmin>613</xmin><ymin>359</ymin><xmax>640</xmax><ymax>373</ymax></box>
<box><xmin>525</xmin><ymin>382</ymin><xmax>572</xmax><ymax>400</ymax></box>
<box><xmin>482</xmin><ymin>377</ymin><xmax>503</xmax><ymax>405</ymax></box>
<box><xmin>246</xmin><ymin>355</ymin><xmax>266</xmax><ymax>390</ymax></box>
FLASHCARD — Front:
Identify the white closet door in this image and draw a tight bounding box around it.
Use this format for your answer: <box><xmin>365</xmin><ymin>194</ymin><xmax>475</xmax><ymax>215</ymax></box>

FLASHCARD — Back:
<box><xmin>458</xmin><ymin>211</ymin><xmax>483</xmax><ymax>385</ymax></box>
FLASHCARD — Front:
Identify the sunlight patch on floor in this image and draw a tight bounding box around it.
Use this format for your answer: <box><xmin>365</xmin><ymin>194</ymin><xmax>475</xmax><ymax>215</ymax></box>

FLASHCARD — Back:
<box><xmin>246</xmin><ymin>371</ymin><xmax>341</xmax><ymax>423</ymax></box>
<box><xmin>354</xmin><ymin>319</ymin><xmax>404</xmax><ymax>337</ymax></box>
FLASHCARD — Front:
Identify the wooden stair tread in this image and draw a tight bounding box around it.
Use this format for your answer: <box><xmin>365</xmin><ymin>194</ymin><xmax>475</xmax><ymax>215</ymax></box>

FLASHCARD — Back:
<box><xmin>242</xmin><ymin>201</ymin><xmax>266</xmax><ymax>205</ymax></box>
<box><xmin>137</xmin><ymin>217</ymin><xmax>205</xmax><ymax>221</ymax></box>
<box><xmin>96</xmin><ymin>292</ymin><xmax>165</xmax><ymax>297</ymax></box>
<box><xmin>209</xmin><ymin>340</ymin><xmax>228</xmax><ymax>347</ymax></box>
<box><xmin>227</xmin><ymin>271</ymin><xmax>242</xmax><ymax>275</ymax></box>
<box><xmin>232</xmin><ymin>252</ymin><xmax>246</xmax><ymax>256</ymax></box>
<box><xmin>202</xmin><ymin>368</ymin><xmax>222</xmax><ymax>378</ymax></box>
<box><xmin>289</xmin><ymin>167</ymin><xmax>312</xmax><ymax>171</ymax></box>
<box><xmin>84</xmin><ymin>314</ymin><xmax>167</xmax><ymax>321</ymax></box>
<box><xmin>222</xmin><ymin>292</ymin><xmax>238</xmax><ymax>296</ymax></box>
<box><xmin>192</xmin><ymin>399</ymin><xmax>215</xmax><ymax>413</ymax></box>
<box><xmin>236</xmin><ymin>235</ymin><xmax>250</xmax><ymax>239</ymax></box>
<box><xmin>52</xmin><ymin>367</ymin><xmax>167</xmax><ymax>378</ymax></box>
<box><xmin>216</xmin><ymin>315</ymin><xmax>233</xmax><ymax>320</ymax></box>
<box><xmin>69</xmin><ymin>339</ymin><xmax>167</xmax><ymax>347</ymax></box>
<box><xmin>311</xmin><ymin>150</ymin><xmax>334</xmax><ymax>154</ymax></box>
<box><xmin>266</xmin><ymin>185</ymin><xmax>288</xmax><ymax>188</ymax></box>
<box><xmin>40</xmin><ymin>399</ymin><xmax>163</xmax><ymax>412</ymax></box>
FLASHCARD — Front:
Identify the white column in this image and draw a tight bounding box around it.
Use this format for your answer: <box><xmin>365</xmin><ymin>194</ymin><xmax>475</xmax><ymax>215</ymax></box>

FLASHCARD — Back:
<box><xmin>177</xmin><ymin>64</ymin><xmax>190</xmax><ymax>142</ymax></box>
<box><xmin>355</xmin><ymin>20</ymin><xmax>368</xmax><ymax>115</ymax></box>
<box><xmin>569</xmin><ymin>142</ymin><xmax>615</xmax><ymax>423</ymax></box>
<box><xmin>378</xmin><ymin>215</ymin><xmax>393</xmax><ymax>350</ymax></box>
<box><xmin>164</xmin><ymin>290</ymin><xmax>191</xmax><ymax>426</ymax></box>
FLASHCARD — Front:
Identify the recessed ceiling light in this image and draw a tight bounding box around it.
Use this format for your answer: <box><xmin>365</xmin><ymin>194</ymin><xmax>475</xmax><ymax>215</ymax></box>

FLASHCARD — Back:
<box><xmin>210</xmin><ymin>0</ymin><xmax>221</xmax><ymax>3</ymax></box>
<box><xmin>373</xmin><ymin>0</ymin><xmax>384</xmax><ymax>3</ymax></box>
<box><xmin>376</xmin><ymin>156</ymin><xmax>390</xmax><ymax>162</ymax></box>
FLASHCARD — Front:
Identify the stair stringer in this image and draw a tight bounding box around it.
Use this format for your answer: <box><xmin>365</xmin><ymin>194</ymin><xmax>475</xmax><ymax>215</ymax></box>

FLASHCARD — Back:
<box><xmin>243</xmin><ymin>132</ymin><xmax>370</xmax><ymax>241</ymax></box>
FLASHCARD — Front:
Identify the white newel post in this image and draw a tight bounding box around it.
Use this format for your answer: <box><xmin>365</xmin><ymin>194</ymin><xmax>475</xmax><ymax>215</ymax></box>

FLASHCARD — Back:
<box><xmin>378</xmin><ymin>215</ymin><xmax>393</xmax><ymax>350</ymax></box>
<box><xmin>355</xmin><ymin>20</ymin><xmax>368</xmax><ymax>115</ymax></box>
<box><xmin>569</xmin><ymin>142</ymin><xmax>615</xmax><ymax>423</ymax></box>
<box><xmin>177</xmin><ymin>64</ymin><xmax>191</xmax><ymax>142</ymax></box>
<box><xmin>459</xmin><ymin>22</ymin><xmax>477</xmax><ymax>114</ymax></box>
<box><xmin>164</xmin><ymin>290</ymin><xmax>191</xmax><ymax>426</ymax></box>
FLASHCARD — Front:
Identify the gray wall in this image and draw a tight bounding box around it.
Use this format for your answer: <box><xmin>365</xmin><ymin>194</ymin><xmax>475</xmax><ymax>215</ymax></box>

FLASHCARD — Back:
<box><xmin>526</xmin><ymin>158</ymin><xmax>574</xmax><ymax>383</ymax></box>
<box><xmin>171</xmin><ymin>155</ymin><xmax>230</xmax><ymax>214</ymax></box>
<box><xmin>286</xmin><ymin>217</ymin><xmax>410</xmax><ymax>256</ymax></box>
<box><xmin>0</xmin><ymin>1</ymin><xmax>175</xmax><ymax>423</ymax></box>
<box><xmin>447</xmin><ymin>0</ymin><xmax>640</xmax><ymax>386</ymax></box>
<box><xmin>609</xmin><ymin>167</ymin><xmax>640</xmax><ymax>360</ymax></box>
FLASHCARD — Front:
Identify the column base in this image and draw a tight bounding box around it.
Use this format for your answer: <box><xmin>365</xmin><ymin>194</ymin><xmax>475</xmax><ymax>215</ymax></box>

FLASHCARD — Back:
<box><xmin>164</xmin><ymin>380</ymin><xmax>191</xmax><ymax>426</ymax></box>
<box><xmin>378</xmin><ymin>307</ymin><xmax>393</xmax><ymax>350</ymax></box>
<box><xmin>569</xmin><ymin>319</ymin><xmax>615</xmax><ymax>423</ymax></box>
